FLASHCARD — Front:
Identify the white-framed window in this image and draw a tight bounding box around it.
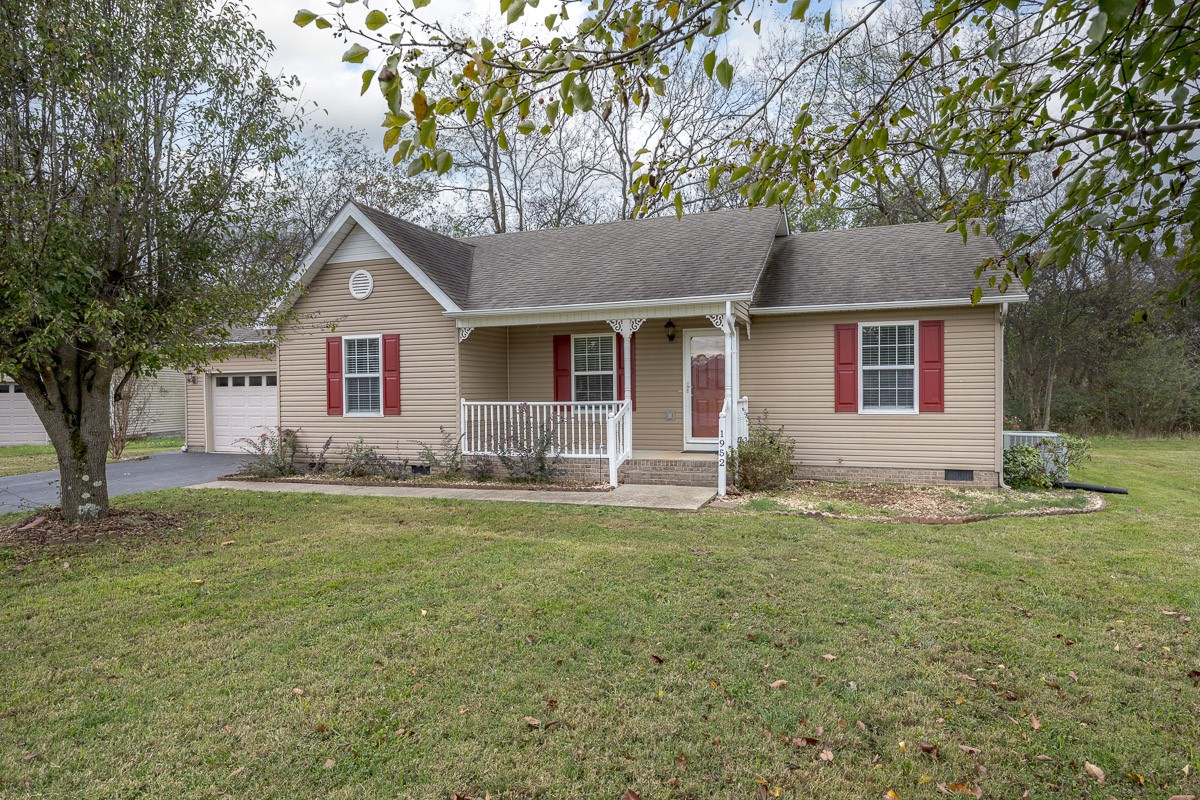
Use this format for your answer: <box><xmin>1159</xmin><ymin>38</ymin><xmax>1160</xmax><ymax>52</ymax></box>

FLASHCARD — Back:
<box><xmin>344</xmin><ymin>335</ymin><xmax>383</xmax><ymax>416</ymax></box>
<box><xmin>860</xmin><ymin>322</ymin><xmax>918</xmax><ymax>413</ymax></box>
<box><xmin>572</xmin><ymin>334</ymin><xmax>616</xmax><ymax>403</ymax></box>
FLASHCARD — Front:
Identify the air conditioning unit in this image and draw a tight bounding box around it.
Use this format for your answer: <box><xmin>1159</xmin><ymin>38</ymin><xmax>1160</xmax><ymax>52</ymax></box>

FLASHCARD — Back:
<box><xmin>1002</xmin><ymin>431</ymin><xmax>1067</xmax><ymax>481</ymax></box>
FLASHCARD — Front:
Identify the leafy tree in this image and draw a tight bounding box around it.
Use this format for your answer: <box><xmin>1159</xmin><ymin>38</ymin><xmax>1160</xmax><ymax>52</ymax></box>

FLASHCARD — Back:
<box><xmin>297</xmin><ymin>0</ymin><xmax>1199</xmax><ymax>306</ymax></box>
<box><xmin>0</xmin><ymin>0</ymin><xmax>300</xmax><ymax>521</ymax></box>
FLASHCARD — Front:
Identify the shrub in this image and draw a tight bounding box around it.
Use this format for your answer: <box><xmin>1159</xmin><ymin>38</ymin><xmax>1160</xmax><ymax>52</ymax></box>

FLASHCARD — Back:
<box><xmin>414</xmin><ymin>426</ymin><xmax>464</xmax><ymax>476</ymax></box>
<box><xmin>1003</xmin><ymin>443</ymin><xmax>1054</xmax><ymax>490</ymax></box>
<box><xmin>465</xmin><ymin>455</ymin><xmax>496</xmax><ymax>482</ymax></box>
<box><xmin>237</xmin><ymin>427</ymin><xmax>301</xmax><ymax>478</ymax></box>
<box><xmin>497</xmin><ymin>425</ymin><xmax>564</xmax><ymax>483</ymax></box>
<box><xmin>305</xmin><ymin>436</ymin><xmax>333</xmax><ymax>473</ymax></box>
<box><xmin>730</xmin><ymin>413</ymin><xmax>795</xmax><ymax>492</ymax></box>
<box><xmin>338</xmin><ymin>437</ymin><xmax>408</xmax><ymax>479</ymax></box>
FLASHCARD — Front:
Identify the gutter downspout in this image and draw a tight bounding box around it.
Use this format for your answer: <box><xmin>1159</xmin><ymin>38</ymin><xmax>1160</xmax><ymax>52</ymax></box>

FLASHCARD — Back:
<box><xmin>999</xmin><ymin>302</ymin><xmax>1011</xmax><ymax>490</ymax></box>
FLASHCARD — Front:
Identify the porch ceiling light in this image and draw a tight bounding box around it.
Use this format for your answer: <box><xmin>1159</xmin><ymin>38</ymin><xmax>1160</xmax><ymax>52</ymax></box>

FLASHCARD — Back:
<box><xmin>664</xmin><ymin>319</ymin><xmax>677</xmax><ymax>342</ymax></box>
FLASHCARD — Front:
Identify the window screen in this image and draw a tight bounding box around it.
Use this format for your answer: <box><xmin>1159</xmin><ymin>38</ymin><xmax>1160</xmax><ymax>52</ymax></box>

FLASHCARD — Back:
<box><xmin>572</xmin><ymin>335</ymin><xmax>615</xmax><ymax>402</ymax></box>
<box><xmin>344</xmin><ymin>337</ymin><xmax>382</xmax><ymax>414</ymax></box>
<box><xmin>861</xmin><ymin>324</ymin><xmax>916</xmax><ymax>410</ymax></box>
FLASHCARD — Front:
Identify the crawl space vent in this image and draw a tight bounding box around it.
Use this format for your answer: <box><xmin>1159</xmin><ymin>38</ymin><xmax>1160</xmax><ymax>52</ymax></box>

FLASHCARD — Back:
<box><xmin>348</xmin><ymin>269</ymin><xmax>374</xmax><ymax>300</ymax></box>
<box><xmin>944</xmin><ymin>469</ymin><xmax>974</xmax><ymax>482</ymax></box>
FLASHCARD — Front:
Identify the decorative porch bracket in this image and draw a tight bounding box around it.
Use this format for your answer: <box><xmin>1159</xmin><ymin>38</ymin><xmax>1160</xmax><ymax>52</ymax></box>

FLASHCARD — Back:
<box><xmin>458</xmin><ymin>327</ymin><xmax>474</xmax><ymax>342</ymax></box>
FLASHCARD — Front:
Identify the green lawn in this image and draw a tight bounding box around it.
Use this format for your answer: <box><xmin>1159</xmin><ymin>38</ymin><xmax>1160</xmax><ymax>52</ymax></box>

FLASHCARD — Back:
<box><xmin>0</xmin><ymin>437</ymin><xmax>183</xmax><ymax>478</ymax></box>
<box><xmin>1</xmin><ymin>439</ymin><xmax>1197</xmax><ymax>799</ymax></box>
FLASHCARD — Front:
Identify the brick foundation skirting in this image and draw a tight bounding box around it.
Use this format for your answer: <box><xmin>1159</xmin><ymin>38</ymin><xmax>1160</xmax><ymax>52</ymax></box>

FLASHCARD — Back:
<box><xmin>791</xmin><ymin>464</ymin><xmax>1000</xmax><ymax>488</ymax></box>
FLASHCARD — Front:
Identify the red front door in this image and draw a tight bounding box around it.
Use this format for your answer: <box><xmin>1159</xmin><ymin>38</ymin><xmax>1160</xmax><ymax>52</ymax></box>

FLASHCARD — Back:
<box><xmin>688</xmin><ymin>333</ymin><xmax>726</xmax><ymax>440</ymax></box>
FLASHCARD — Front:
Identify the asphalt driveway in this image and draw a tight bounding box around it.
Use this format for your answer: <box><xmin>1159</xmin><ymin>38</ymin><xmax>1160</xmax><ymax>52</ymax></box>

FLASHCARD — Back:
<box><xmin>0</xmin><ymin>451</ymin><xmax>246</xmax><ymax>515</ymax></box>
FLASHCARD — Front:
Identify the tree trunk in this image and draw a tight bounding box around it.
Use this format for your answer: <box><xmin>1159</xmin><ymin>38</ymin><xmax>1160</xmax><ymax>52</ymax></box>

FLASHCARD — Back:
<box><xmin>19</xmin><ymin>362</ymin><xmax>114</xmax><ymax>523</ymax></box>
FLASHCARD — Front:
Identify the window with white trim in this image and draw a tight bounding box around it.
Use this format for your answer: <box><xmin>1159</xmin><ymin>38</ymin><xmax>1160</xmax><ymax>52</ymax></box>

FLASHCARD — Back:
<box><xmin>572</xmin><ymin>335</ymin><xmax>615</xmax><ymax>402</ymax></box>
<box><xmin>344</xmin><ymin>335</ymin><xmax>382</xmax><ymax>415</ymax></box>
<box><xmin>861</xmin><ymin>323</ymin><xmax>916</xmax><ymax>411</ymax></box>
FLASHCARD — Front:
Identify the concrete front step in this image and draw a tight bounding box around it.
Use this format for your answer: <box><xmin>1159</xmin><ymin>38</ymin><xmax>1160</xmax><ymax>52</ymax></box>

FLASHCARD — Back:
<box><xmin>620</xmin><ymin>457</ymin><xmax>718</xmax><ymax>487</ymax></box>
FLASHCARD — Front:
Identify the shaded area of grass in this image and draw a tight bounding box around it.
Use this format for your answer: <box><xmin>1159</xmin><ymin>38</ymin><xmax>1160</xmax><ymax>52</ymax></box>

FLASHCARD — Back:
<box><xmin>0</xmin><ymin>439</ymin><xmax>1196</xmax><ymax>798</ymax></box>
<box><xmin>0</xmin><ymin>436</ymin><xmax>183</xmax><ymax>478</ymax></box>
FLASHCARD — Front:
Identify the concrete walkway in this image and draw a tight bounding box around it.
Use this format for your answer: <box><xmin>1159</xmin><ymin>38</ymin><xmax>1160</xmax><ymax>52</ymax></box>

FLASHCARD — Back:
<box><xmin>189</xmin><ymin>479</ymin><xmax>716</xmax><ymax>512</ymax></box>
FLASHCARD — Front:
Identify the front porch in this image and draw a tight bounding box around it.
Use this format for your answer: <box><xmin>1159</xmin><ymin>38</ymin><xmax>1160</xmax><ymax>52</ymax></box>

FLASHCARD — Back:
<box><xmin>455</xmin><ymin>306</ymin><xmax>751</xmax><ymax>493</ymax></box>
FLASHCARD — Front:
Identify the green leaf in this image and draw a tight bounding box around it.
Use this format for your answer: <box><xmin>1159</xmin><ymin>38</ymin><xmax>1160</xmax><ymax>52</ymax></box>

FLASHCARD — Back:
<box><xmin>789</xmin><ymin>0</ymin><xmax>809</xmax><ymax>20</ymax></box>
<box><xmin>506</xmin><ymin>0</ymin><xmax>526</xmax><ymax>25</ymax></box>
<box><xmin>970</xmin><ymin>286</ymin><xmax>983</xmax><ymax>305</ymax></box>
<box><xmin>715</xmin><ymin>58</ymin><xmax>733</xmax><ymax>90</ymax></box>
<box><xmin>1098</xmin><ymin>0</ymin><xmax>1136</xmax><ymax>21</ymax></box>
<box><xmin>673</xmin><ymin>192</ymin><xmax>684</xmax><ymax>218</ymax></box>
<box><xmin>413</xmin><ymin>0</ymin><xmax>431</xmax><ymax>7</ymax></box>
<box><xmin>293</xmin><ymin>9</ymin><xmax>318</xmax><ymax>26</ymax></box>
<box><xmin>703</xmin><ymin>50</ymin><xmax>717</xmax><ymax>79</ymax></box>
<box><xmin>517</xmin><ymin>119</ymin><xmax>536</xmax><ymax>135</ymax></box>
<box><xmin>360</xmin><ymin>69</ymin><xmax>377</xmax><ymax>96</ymax></box>
<box><xmin>365</xmin><ymin>9</ymin><xmax>387</xmax><ymax>29</ymax></box>
<box><xmin>571</xmin><ymin>80</ymin><xmax>594</xmax><ymax>112</ymax></box>
<box><xmin>1087</xmin><ymin>11</ymin><xmax>1108</xmax><ymax>42</ymax></box>
<box><xmin>435</xmin><ymin>150</ymin><xmax>453</xmax><ymax>175</ymax></box>
<box><xmin>407</xmin><ymin>157</ymin><xmax>425</xmax><ymax>178</ymax></box>
<box><xmin>342</xmin><ymin>43</ymin><xmax>370</xmax><ymax>64</ymax></box>
<box><xmin>314</xmin><ymin>17</ymin><xmax>331</xmax><ymax>29</ymax></box>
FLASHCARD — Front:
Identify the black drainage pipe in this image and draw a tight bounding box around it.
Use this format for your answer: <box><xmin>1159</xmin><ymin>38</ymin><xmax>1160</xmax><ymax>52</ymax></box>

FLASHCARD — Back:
<box><xmin>1055</xmin><ymin>481</ymin><xmax>1129</xmax><ymax>495</ymax></box>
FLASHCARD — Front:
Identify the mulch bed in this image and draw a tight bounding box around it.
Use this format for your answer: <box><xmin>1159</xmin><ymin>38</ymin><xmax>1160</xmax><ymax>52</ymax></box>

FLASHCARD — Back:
<box><xmin>1</xmin><ymin>509</ymin><xmax>184</xmax><ymax>548</ymax></box>
<box><xmin>218</xmin><ymin>473</ymin><xmax>612</xmax><ymax>493</ymax></box>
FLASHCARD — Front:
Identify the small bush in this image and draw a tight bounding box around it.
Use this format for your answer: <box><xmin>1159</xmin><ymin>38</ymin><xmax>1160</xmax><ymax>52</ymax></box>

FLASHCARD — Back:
<box><xmin>1003</xmin><ymin>443</ymin><xmax>1054</xmax><ymax>490</ymax></box>
<box><xmin>414</xmin><ymin>426</ymin><xmax>464</xmax><ymax>476</ymax></box>
<box><xmin>338</xmin><ymin>437</ymin><xmax>408</xmax><ymax>479</ymax></box>
<box><xmin>237</xmin><ymin>427</ymin><xmax>301</xmax><ymax>478</ymax></box>
<box><xmin>730</xmin><ymin>414</ymin><xmax>795</xmax><ymax>492</ymax></box>
<box><xmin>305</xmin><ymin>436</ymin><xmax>333</xmax><ymax>473</ymax></box>
<box><xmin>498</xmin><ymin>425</ymin><xmax>564</xmax><ymax>483</ymax></box>
<box><xmin>465</xmin><ymin>455</ymin><xmax>496</xmax><ymax>482</ymax></box>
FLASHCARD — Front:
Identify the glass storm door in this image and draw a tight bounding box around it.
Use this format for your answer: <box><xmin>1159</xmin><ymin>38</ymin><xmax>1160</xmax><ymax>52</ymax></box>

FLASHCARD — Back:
<box><xmin>684</xmin><ymin>330</ymin><xmax>726</xmax><ymax>449</ymax></box>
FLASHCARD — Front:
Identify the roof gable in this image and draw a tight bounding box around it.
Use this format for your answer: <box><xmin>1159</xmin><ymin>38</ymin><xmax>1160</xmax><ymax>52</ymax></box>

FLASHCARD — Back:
<box><xmin>292</xmin><ymin>202</ymin><xmax>471</xmax><ymax>313</ymax></box>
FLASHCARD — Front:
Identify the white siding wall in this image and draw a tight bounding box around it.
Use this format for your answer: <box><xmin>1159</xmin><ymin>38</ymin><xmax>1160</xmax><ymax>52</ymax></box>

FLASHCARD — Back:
<box><xmin>327</xmin><ymin>226</ymin><xmax>390</xmax><ymax>264</ymax></box>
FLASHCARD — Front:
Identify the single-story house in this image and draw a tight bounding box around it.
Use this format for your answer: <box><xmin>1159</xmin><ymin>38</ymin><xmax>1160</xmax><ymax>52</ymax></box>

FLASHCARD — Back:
<box><xmin>183</xmin><ymin>201</ymin><xmax>1026</xmax><ymax>492</ymax></box>
<box><xmin>1</xmin><ymin>371</ymin><xmax>186</xmax><ymax>446</ymax></box>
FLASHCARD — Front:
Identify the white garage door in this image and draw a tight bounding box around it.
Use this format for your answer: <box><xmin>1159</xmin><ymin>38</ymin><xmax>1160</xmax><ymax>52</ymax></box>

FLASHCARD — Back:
<box><xmin>211</xmin><ymin>373</ymin><xmax>278</xmax><ymax>453</ymax></box>
<box><xmin>0</xmin><ymin>380</ymin><xmax>49</xmax><ymax>446</ymax></box>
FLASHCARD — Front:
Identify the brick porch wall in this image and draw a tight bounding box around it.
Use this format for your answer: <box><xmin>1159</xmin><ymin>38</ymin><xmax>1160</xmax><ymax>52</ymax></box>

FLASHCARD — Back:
<box><xmin>791</xmin><ymin>464</ymin><xmax>1001</xmax><ymax>488</ymax></box>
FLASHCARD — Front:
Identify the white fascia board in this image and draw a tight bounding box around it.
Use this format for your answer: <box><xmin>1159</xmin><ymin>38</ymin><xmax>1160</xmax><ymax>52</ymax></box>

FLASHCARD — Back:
<box><xmin>750</xmin><ymin>294</ymin><xmax>1029</xmax><ymax>315</ymax></box>
<box><xmin>447</xmin><ymin>293</ymin><xmax>753</xmax><ymax>321</ymax></box>
<box><xmin>282</xmin><ymin>202</ymin><xmax>463</xmax><ymax>315</ymax></box>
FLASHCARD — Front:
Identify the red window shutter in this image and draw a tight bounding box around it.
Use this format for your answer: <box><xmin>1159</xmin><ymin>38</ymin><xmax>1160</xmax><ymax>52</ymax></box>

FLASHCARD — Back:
<box><xmin>616</xmin><ymin>333</ymin><xmax>636</xmax><ymax>410</ymax></box>
<box><xmin>382</xmin><ymin>334</ymin><xmax>401</xmax><ymax>415</ymax></box>
<box><xmin>833</xmin><ymin>324</ymin><xmax>858</xmax><ymax>412</ymax></box>
<box><xmin>919</xmin><ymin>320</ymin><xmax>945</xmax><ymax>412</ymax></box>
<box><xmin>552</xmin><ymin>335</ymin><xmax>572</xmax><ymax>402</ymax></box>
<box><xmin>325</xmin><ymin>337</ymin><xmax>343</xmax><ymax>416</ymax></box>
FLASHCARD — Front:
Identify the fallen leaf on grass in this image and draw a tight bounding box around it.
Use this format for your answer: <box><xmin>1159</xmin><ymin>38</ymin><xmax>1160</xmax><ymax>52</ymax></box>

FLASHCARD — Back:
<box><xmin>883</xmin><ymin>790</ymin><xmax>901</xmax><ymax>799</ymax></box>
<box><xmin>1034</xmin><ymin>755</ymin><xmax>1052</xmax><ymax>762</ymax></box>
<box><xmin>821</xmin><ymin>654</ymin><xmax>837</xmax><ymax>661</ymax></box>
<box><xmin>1127</xmin><ymin>771</ymin><xmax>1144</xmax><ymax>785</ymax></box>
<box><xmin>292</xmin><ymin>688</ymin><xmax>305</xmax><ymax>697</ymax></box>
<box><xmin>1188</xmin><ymin>669</ymin><xmax>1200</xmax><ymax>686</ymax></box>
<box><xmin>1043</xmin><ymin>678</ymin><xmax>1061</xmax><ymax>690</ymax></box>
<box><xmin>624</xmin><ymin>790</ymin><xmax>642</xmax><ymax>800</ymax></box>
<box><xmin>819</xmin><ymin>748</ymin><xmax>834</xmax><ymax>761</ymax></box>
<box><xmin>769</xmin><ymin>679</ymin><xmax>788</xmax><ymax>689</ymax></box>
<box><xmin>918</xmin><ymin>741</ymin><xmax>939</xmax><ymax>758</ymax></box>
<box><xmin>1030</xmin><ymin>715</ymin><xmax>1041</xmax><ymax>730</ymax></box>
<box><xmin>1084</xmin><ymin>762</ymin><xmax>1106</xmax><ymax>784</ymax></box>
<box><xmin>958</xmin><ymin>745</ymin><xmax>981</xmax><ymax>755</ymax></box>
<box><xmin>228</xmin><ymin>767</ymin><xmax>244</xmax><ymax>778</ymax></box>
<box><xmin>1168</xmin><ymin>795</ymin><xmax>1197</xmax><ymax>800</ymax></box>
<box><xmin>650</xmin><ymin>654</ymin><xmax>664</xmax><ymax>664</ymax></box>
<box><xmin>938</xmin><ymin>782</ymin><xmax>981</xmax><ymax>797</ymax></box>
<box><xmin>1068</xmin><ymin>670</ymin><xmax>1079</xmax><ymax>682</ymax></box>
<box><xmin>523</xmin><ymin>716</ymin><xmax>541</xmax><ymax>728</ymax></box>
<box><xmin>791</xmin><ymin>736</ymin><xmax>821</xmax><ymax>747</ymax></box>
<box><xmin>323</xmin><ymin>759</ymin><xmax>335</xmax><ymax>769</ymax></box>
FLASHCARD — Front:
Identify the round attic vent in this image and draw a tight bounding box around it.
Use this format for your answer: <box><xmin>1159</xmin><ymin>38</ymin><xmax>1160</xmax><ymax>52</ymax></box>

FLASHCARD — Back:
<box><xmin>348</xmin><ymin>269</ymin><xmax>374</xmax><ymax>300</ymax></box>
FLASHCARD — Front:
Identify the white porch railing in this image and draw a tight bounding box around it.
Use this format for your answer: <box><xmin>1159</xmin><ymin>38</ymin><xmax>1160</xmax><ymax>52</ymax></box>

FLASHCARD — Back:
<box><xmin>736</xmin><ymin>396</ymin><xmax>750</xmax><ymax>444</ymax></box>
<box><xmin>460</xmin><ymin>399</ymin><xmax>632</xmax><ymax>487</ymax></box>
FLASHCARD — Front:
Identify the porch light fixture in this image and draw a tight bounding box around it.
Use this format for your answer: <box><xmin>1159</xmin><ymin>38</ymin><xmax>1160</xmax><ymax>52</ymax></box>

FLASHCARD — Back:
<box><xmin>664</xmin><ymin>319</ymin><xmax>677</xmax><ymax>342</ymax></box>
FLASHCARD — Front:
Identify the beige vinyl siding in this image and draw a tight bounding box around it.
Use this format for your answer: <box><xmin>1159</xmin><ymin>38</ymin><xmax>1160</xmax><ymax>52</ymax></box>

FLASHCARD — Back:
<box><xmin>279</xmin><ymin>257</ymin><xmax>457</xmax><ymax>460</ymax></box>
<box><xmin>459</xmin><ymin>326</ymin><xmax>508</xmax><ymax>401</ymax></box>
<box><xmin>184</xmin><ymin>352</ymin><xmax>278</xmax><ymax>452</ymax></box>
<box><xmin>740</xmin><ymin>306</ymin><xmax>1000</xmax><ymax>472</ymax></box>
<box><xmin>139</xmin><ymin>370</ymin><xmax>186</xmax><ymax>436</ymax></box>
<box><xmin>326</xmin><ymin>225</ymin><xmax>390</xmax><ymax>263</ymax></box>
<box><xmin>505</xmin><ymin>317</ymin><xmax>713</xmax><ymax>451</ymax></box>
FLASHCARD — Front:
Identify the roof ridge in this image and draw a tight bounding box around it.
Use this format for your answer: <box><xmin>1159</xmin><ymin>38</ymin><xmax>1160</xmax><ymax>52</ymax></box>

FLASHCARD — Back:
<box><xmin>459</xmin><ymin>205</ymin><xmax>781</xmax><ymax>243</ymax></box>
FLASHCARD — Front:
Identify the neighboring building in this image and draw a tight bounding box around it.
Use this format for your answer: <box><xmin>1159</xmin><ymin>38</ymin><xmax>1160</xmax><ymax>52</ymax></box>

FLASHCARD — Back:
<box><xmin>0</xmin><ymin>371</ymin><xmax>186</xmax><ymax>446</ymax></box>
<box><xmin>183</xmin><ymin>202</ymin><xmax>1027</xmax><ymax>490</ymax></box>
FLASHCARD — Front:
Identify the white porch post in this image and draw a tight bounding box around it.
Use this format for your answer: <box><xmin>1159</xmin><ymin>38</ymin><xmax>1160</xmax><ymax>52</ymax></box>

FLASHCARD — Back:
<box><xmin>606</xmin><ymin>317</ymin><xmax>644</xmax><ymax>457</ymax></box>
